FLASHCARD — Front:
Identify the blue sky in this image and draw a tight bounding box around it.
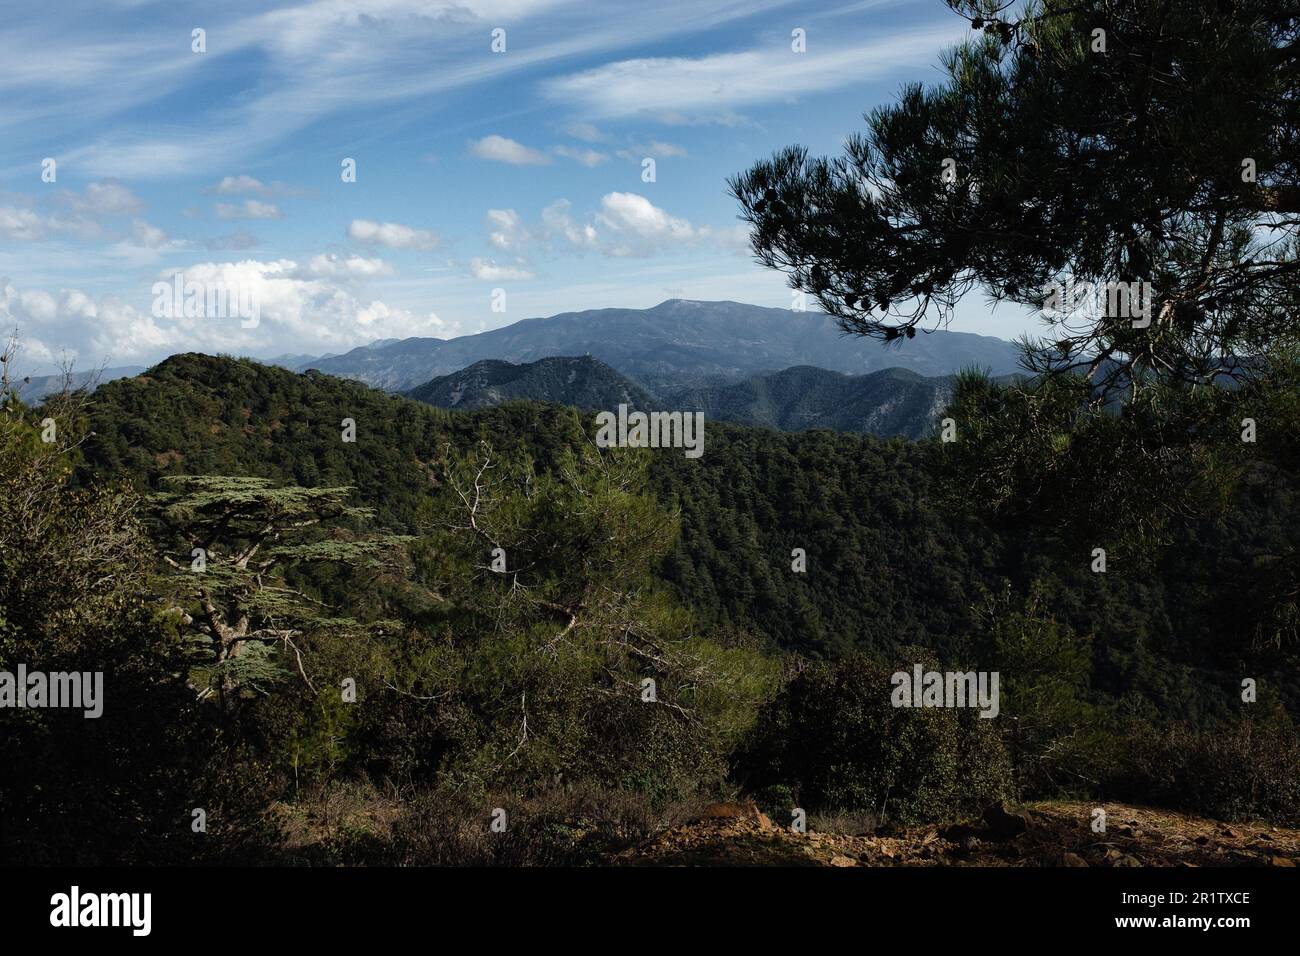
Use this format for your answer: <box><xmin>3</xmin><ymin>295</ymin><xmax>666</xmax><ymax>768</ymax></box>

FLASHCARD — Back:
<box><xmin>0</xmin><ymin>0</ymin><xmax>1038</xmax><ymax>376</ymax></box>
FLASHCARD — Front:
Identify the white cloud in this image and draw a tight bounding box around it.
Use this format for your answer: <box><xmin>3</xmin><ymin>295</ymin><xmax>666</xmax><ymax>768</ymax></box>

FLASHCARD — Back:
<box><xmin>0</xmin><ymin>207</ymin><xmax>120</xmax><ymax>243</ymax></box>
<box><xmin>562</xmin><ymin>121</ymin><xmax>607</xmax><ymax>142</ymax></box>
<box><xmin>0</xmin><ymin>207</ymin><xmax>44</xmax><ymax>242</ymax></box>
<box><xmin>542</xmin><ymin>199</ymin><xmax>598</xmax><ymax>249</ymax></box>
<box><xmin>128</xmin><ymin>219</ymin><xmax>171</xmax><ymax>249</ymax></box>
<box><xmin>306</xmin><ymin>253</ymin><xmax>395</xmax><ymax>278</ymax></box>
<box><xmin>0</xmin><ymin>182</ymin><xmax>150</xmax><ymax>243</ymax></box>
<box><xmin>215</xmin><ymin>199</ymin><xmax>283</xmax><ymax>220</ymax></box>
<box><xmin>149</xmin><ymin>258</ymin><xmax>445</xmax><ymax>348</ymax></box>
<box><xmin>208</xmin><ymin>174</ymin><xmax>273</xmax><ymax>195</ymax></box>
<box><xmin>0</xmin><ymin>248</ymin><xmax>453</xmax><ymax>373</ymax></box>
<box><xmin>595</xmin><ymin>191</ymin><xmax>695</xmax><ymax>256</ymax></box>
<box><xmin>543</xmin><ymin>28</ymin><xmax>962</xmax><ymax>120</ymax></box>
<box><xmin>537</xmin><ymin>193</ymin><xmax>747</xmax><ymax>258</ymax></box>
<box><xmin>469</xmin><ymin>258</ymin><xmax>535</xmax><ymax>281</ymax></box>
<box><xmin>617</xmin><ymin>139</ymin><xmax>687</xmax><ymax>160</ymax></box>
<box><xmin>553</xmin><ymin>144</ymin><xmax>609</xmax><ymax>167</ymax></box>
<box><xmin>61</xmin><ymin>181</ymin><xmax>145</xmax><ymax>216</ymax></box>
<box><xmin>14</xmin><ymin>1</ymin><xmax>795</xmax><ymax>180</ymax></box>
<box><xmin>347</xmin><ymin>218</ymin><xmax>439</xmax><ymax>250</ymax></box>
<box><xmin>486</xmin><ymin>208</ymin><xmax>530</xmax><ymax>251</ymax></box>
<box><xmin>0</xmin><ymin>276</ymin><xmax>178</xmax><ymax>369</ymax></box>
<box><xmin>469</xmin><ymin>134</ymin><xmax>551</xmax><ymax>166</ymax></box>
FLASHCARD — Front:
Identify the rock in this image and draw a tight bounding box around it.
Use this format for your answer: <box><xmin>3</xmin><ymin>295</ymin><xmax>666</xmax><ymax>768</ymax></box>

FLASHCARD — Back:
<box><xmin>982</xmin><ymin>801</ymin><xmax>1030</xmax><ymax>839</ymax></box>
<box><xmin>829</xmin><ymin>854</ymin><xmax>857</xmax><ymax>867</ymax></box>
<box><xmin>1114</xmin><ymin>854</ymin><xmax>1143</xmax><ymax>867</ymax></box>
<box><xmin>1220</xmin><ymin>827</ymin><xmax>1238</xmax><ymax>838</ymax></box>
<box><xmin>1061</xmin><ymin>851</ymin><xmax>1089</xmax><ymax>867</ymax></box>
<box><xmin>696</xmin><ymin>801</ymin><xmax>775</xmax><ymax>831</ymax></box>
<box><xmin>1268</xmin><ymin>856</ymin><xmax>1296</xmax><ymax>867</ymax></box>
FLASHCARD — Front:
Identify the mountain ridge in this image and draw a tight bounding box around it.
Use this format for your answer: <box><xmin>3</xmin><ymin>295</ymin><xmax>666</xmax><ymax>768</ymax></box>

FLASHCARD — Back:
<box><xmin>406</xmin><ymin>355</ymin><xmax>655</xmax><ymax>411</ymax></box>
<box><xmin>306</xmin><ymin>299</ymin><xmax>1022</xmax><ymax>393</ymax></box>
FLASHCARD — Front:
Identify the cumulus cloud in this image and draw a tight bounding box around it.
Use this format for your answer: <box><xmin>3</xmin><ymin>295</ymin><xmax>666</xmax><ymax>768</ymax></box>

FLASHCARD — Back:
<box><xmin>596</xmin><ymin>191</ymin><xmax>694</xmax><ymax>249</ymax></box>
<box><xmin>0</xmin><ymin>276</ymin><xmax>178</xmax><ymax>369</ymax></box>
<box><xmin>151</xmin><ymin>258</ymin><xmax>444</xmax><ymax>347</ymax></box>
<box><xmin>347</xmin><ymin>218</ymin><xmax>439</xmax><ymax>249</ymax></box>
<box><xmin>0</xmin><ymin>254</ymin><xmax>446</xmax><ymax>373</ymax></box>
<box><xmin>485</xmin><ymin>208</ymin><xmax>530</xmax><ymax>251</ymax></box>
<box><xmin>215</xmin><ymin>199</ymin><xmax>283</xmax><ymax>220</ymax></box>
<box><xmin>535</xmin><ymin>193</ymin><xmax>747</xmax><ymax>258</ymax></box>
<box><xmin>469</xmin><ymin>134</ymin><xmax>551</xmax><ymax>166</ymax></box>
<box><xmin>541</xmin><ymin>199</ymin><xmax>598</xmax><ymax>249</ymax></box>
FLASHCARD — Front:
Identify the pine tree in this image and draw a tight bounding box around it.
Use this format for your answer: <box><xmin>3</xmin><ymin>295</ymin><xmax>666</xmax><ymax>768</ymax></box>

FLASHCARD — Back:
<box><xmin>149</xmin><ymin>475</ymin><xmax>411</xmax><ymax>708</ymax></box>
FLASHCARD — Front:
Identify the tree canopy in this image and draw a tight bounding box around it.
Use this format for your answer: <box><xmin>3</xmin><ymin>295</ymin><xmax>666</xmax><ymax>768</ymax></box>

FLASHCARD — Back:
<box><xmin>731</xmin><ymin>0</ymin><xmax>1300</xmax><ymax>394</ymax></box>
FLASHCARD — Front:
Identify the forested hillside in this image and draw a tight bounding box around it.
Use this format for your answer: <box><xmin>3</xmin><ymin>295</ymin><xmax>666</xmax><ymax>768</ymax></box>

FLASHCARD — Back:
<box><xmin>407</xmin><ymin>356</ymin><xmax>655</xmax><ymax>411</ymax></box>
<box><xmin>3</xmin><ymin>348</ymin><xmax>1294</xmax><ymax>866</ymax></box>
<box><xmin>78</xmin><ymin>354</ymin><xmax>1295</xmax><ymax>721</ymax></box>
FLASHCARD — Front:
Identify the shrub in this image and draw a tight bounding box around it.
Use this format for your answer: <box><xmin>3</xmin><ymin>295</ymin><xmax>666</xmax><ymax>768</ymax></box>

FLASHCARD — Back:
<box><xmin>739</xmin><ymin>652</ymin><xmax>1013</xmax><ymax>824</ymax></box>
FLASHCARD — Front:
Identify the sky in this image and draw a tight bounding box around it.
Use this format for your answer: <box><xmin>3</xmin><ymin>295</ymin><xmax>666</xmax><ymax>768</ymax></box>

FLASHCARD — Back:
<box><xmin>0</xmin><ymin>0</ymin><xmax>1041</xmax><ymax>377</ymax></box>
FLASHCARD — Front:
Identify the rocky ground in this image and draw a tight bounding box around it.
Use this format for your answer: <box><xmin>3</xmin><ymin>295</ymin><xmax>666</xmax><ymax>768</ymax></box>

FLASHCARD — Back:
<box><xmin>614</xmin><ymin>800</ymin><xmax>1300</xmax><ymax>867</ymax></box>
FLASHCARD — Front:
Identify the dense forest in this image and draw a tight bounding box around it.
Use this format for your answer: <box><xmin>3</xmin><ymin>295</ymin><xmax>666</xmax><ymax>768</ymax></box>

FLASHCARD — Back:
<box><xmin>3</xmin><ymin>350</ymin><xmax>1296</xmax><ymax>864</ymax></box>
<box><xmin>5</xmin><ymin>0</ymin><xmax>1300</xmax><ymax>868</ymax></box>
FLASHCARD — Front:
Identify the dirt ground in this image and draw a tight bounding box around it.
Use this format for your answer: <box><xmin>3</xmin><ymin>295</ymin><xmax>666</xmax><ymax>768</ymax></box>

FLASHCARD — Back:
<box><xmin>614</xmin><ymin>800</ymin><xmax>1300</xmax><ymax>867</ymax></box>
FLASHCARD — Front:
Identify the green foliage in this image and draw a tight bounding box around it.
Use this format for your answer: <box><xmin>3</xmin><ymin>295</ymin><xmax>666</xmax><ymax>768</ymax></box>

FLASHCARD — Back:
<box><xmin>976</xmin><ymin>582</ymin><xmax>1103</xmax><ymax>795</ymax></box>
<box><xmin>1107</xmin><ymin>704</ymin><xmax>1300</xmax><ymax>826</ymax></box>
<box><xmin>733</xmin><ymin>0</ymin><xmax>1300</xmax><ymax>395</ymax></box>
<box><xmin>369</xmin><ymin>439</ymin><xmax>780</xmax><ymax>801</ymax></box>
<box><xmin>147</xmin><ymin>473</ymin><xmax>411</xmax><ymax>709</ymax></box>
<box><xmin>0</xmin><ymin>363</ymin><xmax>214</xmax><ymax>863</ymax></box>
<box><xmin>740</xmin><ymin>653</ymin><xmax>1013</xmax><ymax>824</ymax></box>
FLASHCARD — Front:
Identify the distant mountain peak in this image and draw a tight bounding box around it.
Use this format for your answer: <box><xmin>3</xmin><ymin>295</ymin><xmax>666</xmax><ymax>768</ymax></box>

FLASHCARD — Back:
<box><xmin>306</xmin><ymin>299</ymin><xmax>1022</xmax><ymax>393</ymax></box>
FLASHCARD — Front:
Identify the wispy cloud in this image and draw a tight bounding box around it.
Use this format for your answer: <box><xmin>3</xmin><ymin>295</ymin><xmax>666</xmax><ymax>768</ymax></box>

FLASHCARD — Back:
<box><xmin>543</xmin><ymin>26</ymin><xmax>964</xmax><ymax>120</ymax></box>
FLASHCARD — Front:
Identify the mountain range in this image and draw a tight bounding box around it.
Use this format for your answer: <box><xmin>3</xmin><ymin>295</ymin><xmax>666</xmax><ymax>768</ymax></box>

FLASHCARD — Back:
<box><xmin>406</xmin><ymin>355</ymin><xmax>956</xmax><ymax>439</ymax></box>
<box><xmin>407</xmin><ymin>356</ymin><xmax>656</xmax><ymax>411</ymax></box>
<box><xmin>23</xmin><ymin>300</ymin><xmax>1022</xmax><ymax>439</ymax></box>
<box><xmin>305</xmin><ymin>299</ymin><xmax>1022</xmax><ymax>394</ymax></box>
